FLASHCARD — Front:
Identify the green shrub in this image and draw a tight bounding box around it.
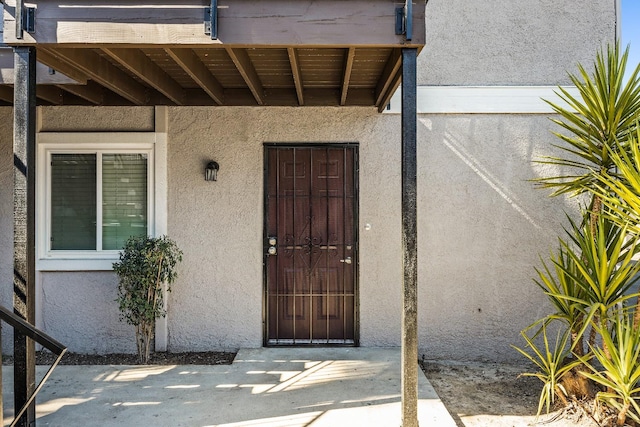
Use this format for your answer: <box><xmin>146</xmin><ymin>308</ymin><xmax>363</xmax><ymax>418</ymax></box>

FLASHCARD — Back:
<box><xmin>113</xmin><ymin>235</ymin><xmax>182</xmax><ymax>364</ymax></box>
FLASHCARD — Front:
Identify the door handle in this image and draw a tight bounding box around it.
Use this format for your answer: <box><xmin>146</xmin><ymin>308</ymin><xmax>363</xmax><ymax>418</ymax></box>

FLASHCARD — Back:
<box><xmin>340</xmin><ymin>257</ymin><xmax>352</xmax><ymax>264</ymax></box>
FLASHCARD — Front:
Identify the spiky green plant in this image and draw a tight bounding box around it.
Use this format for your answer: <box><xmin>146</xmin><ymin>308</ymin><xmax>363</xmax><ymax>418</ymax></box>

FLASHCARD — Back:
<box><xmin>519</xmin><ymin>42</ymin><xmax>640</xmax><ymax>424</ymax></box>
<box><xmin>594</xmin><ymin>126</ymin><xmax>640</xmax><ymax>329</ymax></box>
<box><xmin>534</xmin><ymin>240</ymin><xmax>590</xmax><ymax>356</ymax></box>
<box><xmin>512</xmin><ymin>325</ymin><xmax>582</xmax><ymax>416</ymax></box>
<box><xmin>580</xmin><ymin>314</ymin><xmax>640</xmax><ymax>426</ymax></box>
<box><xmin>535</xmin><ymin>44</ymin><xmax>640</xmax><ymax>200</ymax></box>
<box><xmin>596</xmin><ymin>126</ymin><xmax>640</xmax><ymax>234</ymax></box>
<box><xmin>557</xmin><ymin>215</ymin><xmax>640</xmax><ymax>348</ymax></box>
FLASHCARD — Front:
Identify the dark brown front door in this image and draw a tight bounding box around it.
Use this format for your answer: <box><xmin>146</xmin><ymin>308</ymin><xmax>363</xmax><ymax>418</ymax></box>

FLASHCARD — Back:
<box><xmin>265</xmin><ymin>145</ymin><xmax>357</xmax><ymax>345</ymax></box>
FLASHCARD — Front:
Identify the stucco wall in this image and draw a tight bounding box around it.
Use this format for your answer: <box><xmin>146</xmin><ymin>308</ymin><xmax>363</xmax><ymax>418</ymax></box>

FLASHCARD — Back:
<box><xmin>40</xmin><ymin>272</ymin><xmax>136</xmax><ymax>353</ymax></box>
<box><xmin>162</xmin><ymin>107</ymin><xmax>573</xmax><ymax>361</ymax></box>
<box><xmin>38</xmin><ymin>106</ymin><xmax>155</xmax><ymax>132</ymax></box>
<box><xmin>0</xmin><ymin>1</ymin><xmax>615</xmax><ymax>360</ymax></box>
<box><xmin>165</xmin><ymin>107</ymin><xmax>402</xmax><ymax>350</ymax></box>
<box><xmin>0</xmin><ymin>105</ymin><xmax>582</xmax><ymax>361</ymax></box>
<box><xmin>417</xmin><ymin>115</ymin><xmax>575</xmax><ymax>361</ymax></box>
<box><xmin>419</xmin><ymin>0</ymin><xmax>616</xmax><ymax>85</ymax></box>
<box><xmin>33</xmin><ymin>107</ymin><xmax>155</xmax><ymax>354</ymax></box>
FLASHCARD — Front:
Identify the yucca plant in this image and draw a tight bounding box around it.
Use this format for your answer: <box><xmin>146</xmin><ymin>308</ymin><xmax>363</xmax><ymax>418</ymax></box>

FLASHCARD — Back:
<box><xmin>518</xmin><ymin>42</ymin><xmax>640</xmax><ymax>424</ymax></box>
<box><xmin>512</xmin><ymin>324</ymin><xmax>583</xmax><ymax>417</ymax></box>
<box><xmin>580</xmin><ymin>314</ymin><xmax>640</xmax><ymax>426</ymax></box>
<box><xmin>531</xmin><ymin>213</ymin><xmax>639</xmax><ymax>401</ymax></box>
<box><xmin>534</xmin><ymin>240</ymin><xmax>590</xmax><ymax>356</ymax></box>
<box><xmin>559</xmin><ymin>216</ymin><xmax>640</xmax><ymax>356</ymax></box>
<box><xmin>535</xmin><ymin>44</ymin><xmax>640</xmax><ymax>201</ymax></box>
<box><xmin>563</xmin><ymin>216</ymin><xmax>640</xmax><ymax>318</ymax></box>
<box><xmin>596</xmin><ymin>126</ymin><xmax>640</xmax><ymax>235</ymax></box>
<box><xmin>595</xmin><ymin>127</ymin><xmax>640</xmax><ymax>329</ymax></box>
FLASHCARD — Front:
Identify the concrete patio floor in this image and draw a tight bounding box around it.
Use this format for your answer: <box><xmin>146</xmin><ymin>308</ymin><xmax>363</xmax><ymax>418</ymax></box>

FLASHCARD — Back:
<box><xmin>2</xmin><ymin>348</ymin><xmax>456</xmax><ymax>426</ymax></box>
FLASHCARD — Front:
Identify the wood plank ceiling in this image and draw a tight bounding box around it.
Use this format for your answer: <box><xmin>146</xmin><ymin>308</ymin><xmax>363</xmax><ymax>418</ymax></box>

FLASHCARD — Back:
<box><xmin>0</xmin><ymin>46</ymin><xmax>402</xmax><ymax>111</ymax></box>
<box><xmin>0</xmin><ymin>0</ymin><xmax>425</xmax><ymax>111</ymax></box>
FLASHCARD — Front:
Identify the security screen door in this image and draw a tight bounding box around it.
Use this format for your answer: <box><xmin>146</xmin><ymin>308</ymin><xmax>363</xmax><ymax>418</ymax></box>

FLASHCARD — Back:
<box><xmin>265</xmin><ymin>145</ymin><xmax>357</xmax><ymax>345</ymax></box>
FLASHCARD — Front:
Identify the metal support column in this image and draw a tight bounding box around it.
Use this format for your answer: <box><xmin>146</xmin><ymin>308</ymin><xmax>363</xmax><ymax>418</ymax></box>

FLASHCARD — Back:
<box><xmin>13</xmin><ymin>46</ymin><xmax>37</xmax><ymax>427</ymax></box>
<box><xmin>401</xmin><ymin>47</ymin><xmax>418</xmax><ymax>427</ymax></box>
<box><xmin>1</xmin><ymin>322</ymin><xmax>3</xmax><ymax>426</ymax></box>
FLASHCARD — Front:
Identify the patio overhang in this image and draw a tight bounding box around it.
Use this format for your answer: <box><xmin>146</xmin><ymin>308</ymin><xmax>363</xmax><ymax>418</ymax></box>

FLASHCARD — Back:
<box><xmin>2</xmin><ymin>0</ymin><xmax>425</xmax><ymax>111</ymax></box>
<box><xmin>4</xmin><ymin>2</ymin><xmax>425</xmax><ymax>427</ymax></box>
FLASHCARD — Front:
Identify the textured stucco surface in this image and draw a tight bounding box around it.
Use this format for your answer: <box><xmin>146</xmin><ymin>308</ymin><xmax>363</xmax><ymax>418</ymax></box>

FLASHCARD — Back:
<box><xmin>416</xmin><ymin>115</ymin><xmax>577</xmax><ymax>361</ymax></box>
<box><xmin>0</xmin><ymin>107</ymin><xmax>14</xmax><ymax>353</ymax></box>
<box><xmin>33</xmin><ymin>107</ymin><xmax>158</xmax><ymax>354</ymax></box>
<box><xmin>2</xmin><ymin>105</ymin><xmax>582</xmax><ymax>361</ymax></box>
<box><xmin>163</xmin><ymin>107</ymin><xmax>574</xmax><ymax>361</ymax></box>
<box><xmin>0</xmin><ymin>0</ymin><xmax>616</xmax><ymax>360</ymax></box>
<box><xmin>40</xmin><ymin>272</ymin><xmax>136</xmax><ymax>354</ymax></box>
<box><xmin>165</xmin><ymin>107</ymin><xmax>403</xmax><ymax>351</ymax></box>
<box><xmin>38</xmin><ymin>106</ymin><xmax>155</xmax><ymax>132</ymax></box>
<box><xmin>419</xmin><ymin>0</ymin><xmax>616</xmax><ymax>85</ymax></box>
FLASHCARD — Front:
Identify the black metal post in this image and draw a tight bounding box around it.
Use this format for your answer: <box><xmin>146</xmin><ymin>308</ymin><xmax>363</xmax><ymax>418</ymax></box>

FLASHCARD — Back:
<box><xmin>13</xmin><ymin>46</ymin><xmax>37</xmax><ymax>427</ymax></box>
<box><xmin>401</xmin><ymin>47</ymin><xmax>418</xmax><ymax>427</ymax></box>
<box><xmin>1</xmin><ymin>321</ymin><xmax>3</xmax><ymax>427</ymax></box>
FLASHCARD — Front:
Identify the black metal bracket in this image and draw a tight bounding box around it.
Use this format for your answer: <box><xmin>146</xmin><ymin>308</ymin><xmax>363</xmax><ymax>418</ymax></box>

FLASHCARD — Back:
<box><xmin>0</xmin><ymin>305</ymin><xmax>67</xmax><ymax>427</ymax></box>
<box><xmin>395</xmin><ymin>1</ymin><xmax>413</xmax><ymax>41</ymax></box>
<box><xmin>204</xmin><ymin>0</ymin><xmax>218</xmax><ymax>40</ymax></box>
<box><xmin>24</xmin><ymin>7</ymin><xmax>36</xmax><ymax>33</ymax></box>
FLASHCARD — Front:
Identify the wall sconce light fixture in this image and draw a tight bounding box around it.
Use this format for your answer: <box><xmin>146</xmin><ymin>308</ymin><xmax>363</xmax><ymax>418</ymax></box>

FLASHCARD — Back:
<box><xmin>205</xmin><ymin>161</ymin><xmax>219</xmax><ymax>181</ymax></box>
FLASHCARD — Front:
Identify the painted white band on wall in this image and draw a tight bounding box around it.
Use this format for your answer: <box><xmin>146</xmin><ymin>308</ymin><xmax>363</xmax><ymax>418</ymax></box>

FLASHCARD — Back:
<box><xmin>384</xmin><ymin>86</ymin><xmax>581</xmax><ymax>114</ymax></box>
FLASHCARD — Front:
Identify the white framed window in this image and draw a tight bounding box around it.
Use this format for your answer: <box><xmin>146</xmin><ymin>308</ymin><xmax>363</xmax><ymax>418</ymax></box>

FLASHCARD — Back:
<box><xmin>37</xmin><ymin>132</ymin><xmax>163</xmax><ymax>271</ymax></box>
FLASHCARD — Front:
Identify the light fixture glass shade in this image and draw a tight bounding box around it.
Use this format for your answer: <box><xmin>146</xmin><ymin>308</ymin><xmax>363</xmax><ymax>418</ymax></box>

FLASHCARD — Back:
<box><xmin>205</xmin><ymin>161</ymin><xmax>219</xmax><ymax>181</ymax></box>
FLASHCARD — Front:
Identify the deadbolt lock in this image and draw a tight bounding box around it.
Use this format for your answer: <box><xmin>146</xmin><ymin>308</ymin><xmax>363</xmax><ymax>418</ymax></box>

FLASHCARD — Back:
<box><xmin>268</xmin><ymin>236</ymin><xmax>277</xmax><ymax>255</ymax></box>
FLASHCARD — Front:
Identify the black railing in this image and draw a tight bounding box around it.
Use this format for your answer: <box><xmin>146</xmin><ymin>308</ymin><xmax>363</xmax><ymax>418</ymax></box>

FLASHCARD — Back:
<box><xmin>0</xmin><ymin>305</ymin><xmax>67</xmax><ymax>427</ymax></box>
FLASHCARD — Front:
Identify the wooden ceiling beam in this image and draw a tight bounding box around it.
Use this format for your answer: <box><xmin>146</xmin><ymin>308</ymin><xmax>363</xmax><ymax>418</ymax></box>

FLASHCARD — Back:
<box><xmin>377</xmin><ymin>71</ymin><xmax>401</xmax><ymax>113</ymax></box>
<box><xmin>0</xmin><ymin>85</ymin><xmax>13</xmax><ymax>103</ymax></box>
<box><xmin>375</xmin><ymin>49</ymin><xmax>402</xmax><ymax>107</ymax></box>
<box><xmin>43</xmin><ymin>48</ymin><xmax>149</xmax><ymax>105</ymax></box>
<box><xmin>33</xmin><ymin>49</ymin><xmax>88</xmax><ymax>84</ymax></box>
<box><xmin>340</xmin><ymin>48</ymin><xmax>356</xmax><ymax>106</ymax></box>
<box><xmin>213</xmin><ymin>87</ymin><xmax>374</xmax><ymax>107</ymax></box>
<box><xmin>0</xmin><ymin>48</ymin><xmax>81</xmax><ymax>85</ymax></box>
<box><xmin>36</xmin><ymin>85</ymin><xmax>64</xmax><ymax>105</ymax></box>
<box><xmin>287</xmin><ymin>48</ymin><xmax>304</xmax><ymax>106</ymax></box>
<box><xmin>3</xmin><ymin>0</ymin><xmax>426</xmax><ymax>47</ymax></box>
<box><xmin>102</xmin><ymin>48</ymin><xmax>186</xmax><ymax>105</ymax></box>
<box><xmin>165</xmin><ymin>48</ymin><xmax>224</xmax><ymax>105</ymax></box>
<box><xmin>226</xmin><ymin>48</ymin><xmax>264</xmax><ymax>106</ymax></box>
<box><xmin>56</xmin><ymin>81</ymin><xmax>104</xmax><ymax>105</ymax></box>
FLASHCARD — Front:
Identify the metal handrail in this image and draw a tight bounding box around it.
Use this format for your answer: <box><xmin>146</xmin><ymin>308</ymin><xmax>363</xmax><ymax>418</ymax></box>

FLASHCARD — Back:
<box><xmin>0</xmin><ymin>305</ymin><xmax>67</xmax><ymax>427</ymax></box>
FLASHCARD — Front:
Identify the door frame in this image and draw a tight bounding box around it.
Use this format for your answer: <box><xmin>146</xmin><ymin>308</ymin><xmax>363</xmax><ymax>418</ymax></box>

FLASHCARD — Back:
<box><xmin>262</xmin><ymin>142</ymin><xmax>360</xmax><ymax>346</ymax></box>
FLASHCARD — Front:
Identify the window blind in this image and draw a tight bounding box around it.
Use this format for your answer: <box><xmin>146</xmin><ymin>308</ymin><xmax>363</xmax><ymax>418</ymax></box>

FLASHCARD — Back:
<box><xmin>50</xmin><ymin>154</ymin><xmax>97</xmax><ymax>250</ymax></box>
<box><xmin>102</xmin><ymin>153</ymin><xmax>148</xmax><ymax>250</ymax></box>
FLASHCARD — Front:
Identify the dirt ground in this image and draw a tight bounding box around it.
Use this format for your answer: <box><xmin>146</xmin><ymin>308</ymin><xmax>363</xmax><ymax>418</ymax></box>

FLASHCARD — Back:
<box><xmin>422</xmin><ymin>360</ymin><xmax>604</xmax><ymax>427</ymax></box>
<box><xmin>2</xmin><ymin>350</ymin><xmax>237</xmax><ymax>366</ymax></box>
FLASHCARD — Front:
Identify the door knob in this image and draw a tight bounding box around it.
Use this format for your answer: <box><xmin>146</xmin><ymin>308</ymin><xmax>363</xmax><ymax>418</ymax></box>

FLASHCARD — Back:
<box><xmin>340</xmin><ymin>257</ymin><xmax>352</xmax><ymax>264</ymax></box>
